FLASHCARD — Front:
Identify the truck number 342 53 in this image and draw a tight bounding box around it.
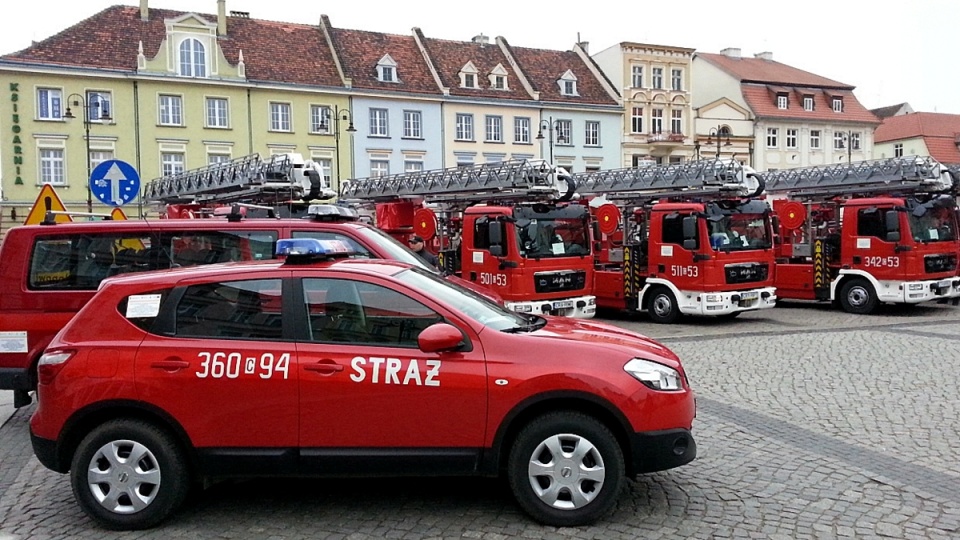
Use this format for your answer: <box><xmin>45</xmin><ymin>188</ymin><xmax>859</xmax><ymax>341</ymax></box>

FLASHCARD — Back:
<box><xmin>863</xmin><ymin>256</ymin><xmax>900</xmax><ymax>268</ymax></box>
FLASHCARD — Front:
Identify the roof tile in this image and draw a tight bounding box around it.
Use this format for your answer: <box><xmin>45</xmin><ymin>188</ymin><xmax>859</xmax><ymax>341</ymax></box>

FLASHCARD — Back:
<box><xmin>330</xmin><ymin>28</ymin><xmax>442</xmax><ymax>95</ymax></box>
<box><xmin>874</xmin><ymin>112</ymin><xmax>960</xmax><ymax>164</ymax></box>
<box><xmin>508</xmin><ymin>45</ymin><xmax>617</xmax><ymax>106</ymax></box>
<box><xmin>420</xmin><ymin>37</ymin><xmax>533</xmax><ymax>101</ymax></box>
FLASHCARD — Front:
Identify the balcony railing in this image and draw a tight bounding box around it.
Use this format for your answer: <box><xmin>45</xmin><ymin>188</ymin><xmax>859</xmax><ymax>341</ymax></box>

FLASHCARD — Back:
<box><xmin>647</xmin><ymin>132</ymin><xmax>685</xmax><ymax>144</ymax></box>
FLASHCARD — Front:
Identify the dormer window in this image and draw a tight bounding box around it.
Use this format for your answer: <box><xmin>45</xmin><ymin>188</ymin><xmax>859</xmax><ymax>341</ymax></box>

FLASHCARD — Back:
<box><xmin>558</xmin><ymin>70</ymin><xmax>579</xmax><ymax>97</ymax></box>
<box><xmin>376</xmin><ymin>54</ymin><xmax>399</xmax><ymax>83</ymax></box>
<box><xmin>803</xmin><ymin>95</ymin><xmax>814</xmax><ymax>111</ymax></box>
<box><xmin>776</xmin><ymin>93</ymin><xmax>788</xmax><ymax>110</ymax></box>
<box><xmin>488</xmin><ymin>63</ymin><xmax>509</xmax><ymax>90</ymax></box>
<box><xmin>459</xmin><ymin>62</ymin><xmax>479</xmax><ymax>89</ymax></box>
<box><xmin>832</xmin><ymin>96</ymin><xmax>843</xmax><ymax>112</ymax></box>
<box><xmin>179</xmin><ymin>38</ymin><xmax>206</xmax><ymax>77</ymax></box>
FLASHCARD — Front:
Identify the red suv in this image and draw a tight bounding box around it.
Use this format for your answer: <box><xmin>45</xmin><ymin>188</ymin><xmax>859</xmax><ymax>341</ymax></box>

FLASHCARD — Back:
<box><xmin>30</xmin><ymin>239</ymin><xmax>697</xmax><ymax>529</ymax></box>
<box><xmin>0</xmin><ymin>205</ymin><xmax>496</xmax><ymax>408</ymax></box>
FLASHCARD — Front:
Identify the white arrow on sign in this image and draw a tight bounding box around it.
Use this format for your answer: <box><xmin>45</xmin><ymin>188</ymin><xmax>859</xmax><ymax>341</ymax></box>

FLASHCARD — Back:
<box><xmin>103</xmin><ymin>163</ymin><xmax>127</xmax><ymax>204</ymax></box>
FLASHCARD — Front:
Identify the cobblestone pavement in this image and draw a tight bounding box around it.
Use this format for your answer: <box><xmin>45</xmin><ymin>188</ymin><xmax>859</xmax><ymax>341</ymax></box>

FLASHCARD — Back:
<box><xmin>1</xmin><ymin>300</ymin><xmax>959</xmax><ymax>539</ymax></box>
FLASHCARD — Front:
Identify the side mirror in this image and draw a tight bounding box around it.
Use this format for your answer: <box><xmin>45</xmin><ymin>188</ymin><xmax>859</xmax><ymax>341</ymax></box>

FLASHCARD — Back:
<box><xmin>682</xmin><ymin>215</ymin><xmax>698</xmax><ymax>240</ymax></box>
<box><xmin>418</xmin><ymin>323</ymin><xmax>465</xmax><ymax>353</ymax></box>
<box><xmin>683</xmin><ymin>239</ymin><xmax>698</xmax><ymax>250</ymax></box>
<box><xmin>886</xmin><ymin>231</ymin><xmax>901</xmax><ymax>242</ymax></box>
<box><xmin>884</xmin><ymin>210</ymin><xmax>900</xmax><ymax>234</ymax></box>
<box><xmin>489</xmin><ymin>245</ymin><xmax>504</xmax><ymax>257</ymax></box>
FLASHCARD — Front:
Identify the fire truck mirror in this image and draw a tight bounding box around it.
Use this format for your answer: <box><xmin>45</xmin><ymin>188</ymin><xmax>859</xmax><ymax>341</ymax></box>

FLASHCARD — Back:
<box><xmin>488</xmin><ymin>220</ymin><xmax>504</xmax><ymax>246</ymax></box>
<box><xmin>682</xmin><ymin>215</ymin><xmax>698</xmax><ymax>241</ymax></box>
<box><xmin>884</xmin><ymin>211</ymin><xmax>901</xmax><ymax>236</ymax></box>
<box><xmin>490</xmin><ymin>245</ymin><xmax>505</xmax><ymax>257</ymax></box>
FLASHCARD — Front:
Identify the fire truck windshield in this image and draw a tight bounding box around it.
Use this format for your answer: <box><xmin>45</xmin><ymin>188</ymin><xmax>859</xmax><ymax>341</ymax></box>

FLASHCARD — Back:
<box><xmin>908</xmin><ymin>204</ymin><xmax>958</xmax><ymax>243</ymax></box>
<box><xmin>515</xmin><ymin>217</ymin><xmax>590</xmax><ymax>258</ymax></box>
<box><xmin>708</xmin><ymin>213</ymin><xmax>772</xmax><ymax>251</ymax></box>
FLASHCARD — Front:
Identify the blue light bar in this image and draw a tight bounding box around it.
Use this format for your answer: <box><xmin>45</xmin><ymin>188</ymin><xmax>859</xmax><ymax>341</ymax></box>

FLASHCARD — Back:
<box><xmin>275</xmin><ymin>238</ymin><xmax>354</xmax><ymax>258</ymax></box>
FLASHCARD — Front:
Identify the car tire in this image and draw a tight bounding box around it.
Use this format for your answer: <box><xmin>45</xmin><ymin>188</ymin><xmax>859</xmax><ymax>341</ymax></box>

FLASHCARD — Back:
<box><xmin>839</xmin><ymin>278</ymin><xmax>878</xmax><ymax>315</ymax></box>
<box><xmin>647</xmin><ymin>287</ymin><xmax>681</xmax><ymax>324</ymax></box>
<box><xmin>70</xmin><ymin>419</ymin><xmax>190</xmax><ymax>530</ymax></box>
<box><xmin>507</xmin><ymin>411</ymin><xmax>624</xmax><ymax>527</ymax></box>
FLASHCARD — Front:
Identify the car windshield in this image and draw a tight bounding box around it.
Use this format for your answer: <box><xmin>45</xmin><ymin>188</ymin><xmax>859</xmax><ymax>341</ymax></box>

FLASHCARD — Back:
<box><xmin>355</xmin><ymin>226</ymin><xmax>436</xmax><ymax>272</ymax></box>
<box><xmin>707</xmin><ymin>212</ymin><xmax>771</xmax><ymax>251</ymax></box>
<box><xmin>908</xmin><ymin>203</ymin><xmax>958</xmax><ymax>243</ymax></box>
<box><xmin>516</xmin><ymin>217</ymin><xmax>590</xmax><ymax>258</ymax></box>
<box><xmin>394</xmin><ymin>268</ymin><xmax>533</xmax><ymax>331</ymax></box>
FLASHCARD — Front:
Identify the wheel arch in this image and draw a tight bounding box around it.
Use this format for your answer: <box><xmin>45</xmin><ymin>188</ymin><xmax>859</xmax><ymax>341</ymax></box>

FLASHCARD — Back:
<box><xmin>831</xmin><ymin>269</ymin><xmax>880</xmax><ymax>302</ymax></box>
<box><xmin>637</xmin><ymin>279</ymin><xmax>680</xmax><ymax>312</ymax></box>
<box><xmin>483</xmin><ymin>391</ymin><xmax>638</xmax><ymax>477</ymax></box>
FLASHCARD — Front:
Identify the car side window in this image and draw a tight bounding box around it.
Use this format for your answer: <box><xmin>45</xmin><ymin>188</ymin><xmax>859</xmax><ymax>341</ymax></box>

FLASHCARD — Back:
<box><xmin>159</xmin><ymin>231</ymin><xmax>277</xmax><ymax>266</ymax></box>
<box><xmin>291</xmin><ymin>231</ymin><xmax>374</xmax><ymax>258</ymax></box>
<box><xmin>303</xmin><ymin>278</ymin><xmax>443</xmax><ymax>347</ymax></box>
<box><xmin>176</xmin><ymin>279</ymin><xmax>283</xmax><ymax>340</ymax></box>
<box><xmin>29</xmin><ymin>232</ymin><xmax>156</xmax><ymax>290</ymax></box>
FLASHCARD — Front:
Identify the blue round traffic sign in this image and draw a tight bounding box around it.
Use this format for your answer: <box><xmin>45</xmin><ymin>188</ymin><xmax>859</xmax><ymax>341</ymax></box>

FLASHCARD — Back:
<box><xmin>90</xmin><ymin>159</ymin><xmax>140</xmax><ymax>207</ymax></box>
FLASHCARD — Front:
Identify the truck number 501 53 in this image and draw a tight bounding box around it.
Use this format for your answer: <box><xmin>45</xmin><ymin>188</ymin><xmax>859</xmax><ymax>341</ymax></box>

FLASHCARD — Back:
<box><xmin>480</xmin><ymin>272</ymin><xmax>508</xmax><ymax>287</ymax></box>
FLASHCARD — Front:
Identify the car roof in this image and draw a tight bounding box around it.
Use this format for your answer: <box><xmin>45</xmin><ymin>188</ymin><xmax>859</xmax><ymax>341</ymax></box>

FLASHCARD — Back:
<box><xmin>16</xmin><ymin>217</ymin><xmax>365</xmax><ymax>233</ymax></box>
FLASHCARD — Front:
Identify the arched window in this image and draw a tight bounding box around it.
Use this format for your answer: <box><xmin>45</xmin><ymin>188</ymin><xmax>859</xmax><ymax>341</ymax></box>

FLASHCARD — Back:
<box><xmin>179</xmin><ymin>38</ymin><xmax>206</xmax><ymax>77</ymax></box>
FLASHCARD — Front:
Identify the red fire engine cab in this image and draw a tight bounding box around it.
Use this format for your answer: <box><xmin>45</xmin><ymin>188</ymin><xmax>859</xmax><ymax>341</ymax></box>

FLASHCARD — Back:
<box><xmin>340</xmin><ymin>160</ymin><xmax>596</xmax><ymax>318</ymax></box>
<box><xmin>573</xmin><ymin>159</ymin><xmax>777</xmax><ymax>323</ymax></box>
<box><xmin>765</xmin><ymin>156</ymin><xmax>960</xmax><ymax>313</ymax></box>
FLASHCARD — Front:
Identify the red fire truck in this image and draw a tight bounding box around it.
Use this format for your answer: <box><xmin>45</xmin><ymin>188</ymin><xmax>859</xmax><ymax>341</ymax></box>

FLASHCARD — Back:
<box><xmin>340</xmin><ymin>160</ymin><xmax>596</xmax><ymax>318</ymax></box>
<box><xmin>572</xmin><ymin>159</ymin><xmax>777</xmax><ymax>323</ymax></box>
<box><xmin>764</xmin><ymin>157</ymin><xmax>960</xmax><ymax>313</ymax></box>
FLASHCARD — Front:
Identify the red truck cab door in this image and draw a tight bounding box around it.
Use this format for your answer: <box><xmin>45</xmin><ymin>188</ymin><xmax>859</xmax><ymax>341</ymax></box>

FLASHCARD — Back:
<box><xmin>842</xmin><ymin>203</ymin><xmax>908</xmax><ymax>282</ymax></box>
<box><xmin>648</xmin><ymin>209</ymin><xmax>706</xmax><ymax>291</ymax></box>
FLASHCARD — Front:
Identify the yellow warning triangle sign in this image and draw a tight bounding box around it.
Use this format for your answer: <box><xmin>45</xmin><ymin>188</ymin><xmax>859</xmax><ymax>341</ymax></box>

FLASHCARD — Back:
<box><xmin>110</xmin><ymin>208</ymin><xmax>128</xmax><ymax>220</ymax></box>
<box><xmin>24</xmin><ymin>184</ymin><xmax>72</xmax><ymax>225</ymax></box>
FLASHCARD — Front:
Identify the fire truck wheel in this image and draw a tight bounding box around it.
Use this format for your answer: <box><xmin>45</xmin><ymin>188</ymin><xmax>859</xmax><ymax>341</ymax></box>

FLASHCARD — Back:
<box><xmin>647</xmin><ymin>287</ymin><xmax>681</xmax><ymax>324</ymax></box>
<box><xmin>507</xmin><ymin>411</ymin><xmax>624</xmax><ymax>527</ymax></box>
<box><xmin>839</xmin><ymin>278</ymin><xmax>878</xmax><ymax>315</ymax></box>
<box><xmin>70</xmin><ymin>419</ymin><xmax>190</xmax><ymax>530</ymax></box>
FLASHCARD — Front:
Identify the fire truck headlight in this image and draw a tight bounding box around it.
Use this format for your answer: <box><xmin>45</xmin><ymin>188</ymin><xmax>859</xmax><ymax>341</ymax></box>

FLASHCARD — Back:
<box><xmin>624</xmin><ymin>358</ymin><xmax>682</xmax><ymax>391</ymax></box>
<box><xmin>512</xmin><ymin>304</ymin><xmax>533</xmax><ymax>313</ymax></box>
<box><xmin>704</xmin><ymin>294</ymin><xmax>722</xmax><ymax>303</ymax></box>
<box><xmin>908</xmin><ymin>283</ymin><xmax>924</xmax><ymax>291</ymax></box>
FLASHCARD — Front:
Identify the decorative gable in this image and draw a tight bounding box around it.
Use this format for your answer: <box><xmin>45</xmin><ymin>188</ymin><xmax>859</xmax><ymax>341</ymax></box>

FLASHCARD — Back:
<box><xmin>163</xmin><ymin>13</ymin><xmax>218</xmax><ymax>78</ymax></box>
<box><xmin>459</xmin><ymin>61</ymin><xmax>479</xmax><ymax>89</ymax></box>
<box><xmin>488</xmin><ymin>63</ymin><xmax>509</xmax><ymax>90</ymax></box>
<box><xmin>376</xmin><ymin>54</ymin><xmax>399</xmax><ymax>83</ymax></box>
<box><xmin>558</xmin><ymin>69</ymin><xmax>579</xmax><ymax>97</ymax></box>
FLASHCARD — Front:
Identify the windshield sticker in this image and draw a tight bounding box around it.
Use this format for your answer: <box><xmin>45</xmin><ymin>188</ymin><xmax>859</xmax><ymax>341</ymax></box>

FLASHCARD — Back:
<box><xmin>856</xmin><ymin>238</ymin><xmax>871</xmax><ymax>249</ymax></box>
<box><xmin>473</xmin><ymin>251</ymin><xmax>484</xmax><ymax>264</ymax></box>
<box><xmin>0</xmin><ymin>331</ymin><xmax>28</xmax><ymax>353</ymax></box>
<box><xmin>126</xmin><ymin>294</ymin><xmax>162</xmax><ymax>318</ymax></box>
<box><xmin>661</xmin><ymin>245</ymin><xmax>674</xmax><ymax>257</ymax></box>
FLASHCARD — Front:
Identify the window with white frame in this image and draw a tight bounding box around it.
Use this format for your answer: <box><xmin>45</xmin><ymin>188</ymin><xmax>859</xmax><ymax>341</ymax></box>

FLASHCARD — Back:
<box><xmin>39</xmin><ymin>148</ymin><xmax>65</xmax><ymax>185</ymax></box>
<box><xmin>370</xmin><ymin>160</ymin><xmax>389</xmax><ymax>177</ymax></box>
<box><xmin>369</xmin><ymin>108</ymin><xmax>388</xmax><ymax>137</ymax></box>
<box><xmin>670</xmin><ymin>110</ymin><xmax>682</xmax><ymax>134</ymax></box>
<box><xmin>158</xmin><ymin>95</ymin><xmax>183</xmax><ymax>126</ymax></box>
<box><xmin>803</xmin><ymin>96</ymin><xmax>814</xmax><ymax>111</ymax></box>
<box><xmin>832</xmin><ymin>97</ymin><xmax>843</xmax><ymax>112</ymax></box>
<box><xmin>310</xmin><ymin>105</ymin><xmax>331</xmax><ymax>134</ymax></box>
<box><xmin>833</xmin><ymin>131</ymin><xmax>845</xmax><ymax>149</ymax></box>
<box><xmin>559</xmin><ymin>70</ymin><xmax>578</xmax><ymax>96</ymax></box>
<box><xmin>631</xmin><ymin>107</ymin><xmax>644</xmax><ymax>133</ymax></box>
<box><xmin>485</xmin><ymin>115</ymin><xmax>503</xmax><ymax>142</ymax></box>
<box><xmin>404</xmin><ymin>160</ymin><xmax>424</xmax><ymax>174</ymax></box>
<box><xmin>894</xmin><ymin>143</ymin><xmax>903</xmax><ymax>157</ymax></box>
<box><xmin>380</xmin><ymin>66</ymin><xmax>395</xmax><ymax>83</ymax></box>
<box><xmin>652</xmin><ymin>67</ymin><xmax>663</xmax><ymax>89</ymax></box>
<box><xmin>631</xmin><ymin>65</ymin><xmax>643</xmax><ymax>88</ymax></box>
<box><xmin>777</xmin><ymin>94</ymin><xmax>788</xmax><ymax>110</ymax></box>
<box><xmin>786</xmin><ymin>128</ymin><xmax>798</xmax><ymax>149</ymax></box>
<box><xmin>89</xmin><ymin>151</ymin><xmax>114</xmax><ymax>171</ymax></box>
<box><xmin>403</xmin><ymin>110</ymin><xmax>422</xmax><ymax>139</ymax></box>
<box><xmin>316</xmin><ymin>159</ymin><xmax>332</xmax><ymax>182</ymax></box>
<box><xmin>456</xmin><ymin>113</ymin><xmax>474</xmax><ymax>141</ymax></box>
<box><xmin>671</xmin><ymin>69</ymin><xmax>682</xmax><ymax>91</ymax></box>
<box><xmin>850</xmin><ymin>132</ymin><xmax>861</xmax><ymax>150</ymax></box>
<box><xmin>161</xmin><ymin>152</ymin><xmax>185</xmax><ymax>176</ymax></box>
<box><xmin>492</xmin><ymin>75</ymin><xmax>506</xmax><ymax>90</ymax></box>
<box><xmin>206</xmin><ymin>97</ymin><xmax>229</xmax><ymax>128</ymax></box>
<box><xmin>178</xmin><ymin>38</ymin><xmax>206</xmax><ymax>78</ymax></box>
<box><xmin>208</xmin><ymin>153</ymin><xmax>231</xmax><ymax>165</ymax></box>
<box><xmin>556</xmin><ymin>119</ymin><xmax>572</xmax><ymax>145</ymax></box>
<box><xmin>37</xmin><ymin>88</ymin><xmax>62</xmax><ymax>120</ymax></box>
<box><xmin>463</xmin><ymin>73</ymin><xmax>476</xmax><ymax>88</ymax></box>
<box><xmin>86</xmin><ymin>91</ymin><xmax>111</xmax><ymax>122</ymax></box>
<box><xmin>270</xmin><ymin>102</ymin><xmax>292</xmax><ymax>132</ymax></box>
<box><xmin>584</xmin><ymin>121</ymin><xmax>600</xmax><ymax>146</ymax></box>
<box><xmin>514</xmin><ymin>117</ymin><xmax>531</xmax><ymax>143</ymax></box>
<box><xmin>766</xmin><ymin>128</ymin><xmax>779</xmax><ymax>148</ymax></box>
<box><xmin>651</xmin><ymin>109</ymin><xmax>663</xmax><ymax>134</ymax></box>
<box><xmin>810</xmin><ymin>130</ymin><xmax>821</xmax><ymax>149</ymax></box>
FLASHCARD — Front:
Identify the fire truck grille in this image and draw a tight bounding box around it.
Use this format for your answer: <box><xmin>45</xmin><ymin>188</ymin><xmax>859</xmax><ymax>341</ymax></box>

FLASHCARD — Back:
<box><xmin>725</xmin><ymin>263</ymin><xmax>769</xmax><ymax>285</ymax></box>
<box><xmin>925</xmin><ymin>254</ymin><xmax>958</xmax><ymax>274</ymax></box>
<box><xmin>534</xmin><ymin>270</ymin><xmax>587</xmax><ymax>293</ymax></box>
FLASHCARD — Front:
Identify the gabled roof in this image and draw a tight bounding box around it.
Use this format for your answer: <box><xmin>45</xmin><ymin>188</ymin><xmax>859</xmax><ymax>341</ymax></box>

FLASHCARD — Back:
<box><xmin>871</xmin><ymin>103</ymin><xmax>912</xmax><ymax>119</ymax></box>
<box><xmin>419</xmin><ymin>37</ymin><xmax>533</xmax><ymax>101</ymax></box>
<box><xmin>507</xmin><ymin>45</ymin><xmax>618</xmax><ymax>106</ymax></box>
<box><xmin>697</xmin><ymin>52</ymin><xmax>850</xmax><ymax>88</ymax></box>
<box><xmin>329</xmin><ymin>28</ymin><xmax>442</xmax><ymax>95</ymax></box>
<box><xmin>874</xmin><ymin>112</ymin><xmax>960</xmax><ymax>164</ymax></box>
<box><xmin>1</xmin><ymin>5</ymin><xmax>343</xmax><ymax>87</ymax></box>
<box><xmin>741</xmin><ymin>84</ymin><xmax>879</xmax><ymax>124</ymax></box>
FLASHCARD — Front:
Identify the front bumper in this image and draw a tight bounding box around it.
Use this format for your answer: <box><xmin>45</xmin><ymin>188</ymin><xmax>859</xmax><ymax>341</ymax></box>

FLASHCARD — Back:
<box><xmin>883</xmin><ymin>277</ymin><xmax>960</xmax><ymax>303</ymax></box>
<box><xmin>630</xmin><ymin>428</ymin><xmax>697</xmax><ymax>474</ymax></box>
<box><xmin>505</xmin><ymin>294</ymin><xmax>597</xmax><ymax>318</ymax></box>
<box><xmin>678</xmin><ymin>286</ymin><xmax>778</xmax><ymax>316</ymax></box>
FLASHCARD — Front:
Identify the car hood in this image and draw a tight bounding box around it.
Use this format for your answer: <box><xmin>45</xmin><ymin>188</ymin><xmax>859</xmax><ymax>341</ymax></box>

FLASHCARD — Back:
<box><xmin>528</xmin><ymin>316</ymin><xmax>680</xmax><ymax>365</ymax></box>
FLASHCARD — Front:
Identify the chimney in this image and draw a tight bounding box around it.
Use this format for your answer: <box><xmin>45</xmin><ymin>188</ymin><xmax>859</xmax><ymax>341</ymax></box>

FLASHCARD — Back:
<box><xmin>720</xmin><ymin>47</ymin><xmax>741</xmax><ymax>58</ymax></box>
<box><xmin>754</xmin><ymin>51</ymin><xmax>773</xmax><ymax>61</ymax></box>
<box><xmin>472</xmin><ymin>34</ymin><xmax>489</xmax><ymax>46</ymax></box>
<box><xmin>217</xmin><ymin>0</ymin><xmax>227</xmax><ymax>36</ymax></box>
<box><xmin>577</xmin><ymin>41</ymin><xmax>589</xmax><ymax>54</ymax></box>
<box><xmin>140</xmin><ymin>0</ymin><xmax>149</xmax><ymax>21</ymax></box>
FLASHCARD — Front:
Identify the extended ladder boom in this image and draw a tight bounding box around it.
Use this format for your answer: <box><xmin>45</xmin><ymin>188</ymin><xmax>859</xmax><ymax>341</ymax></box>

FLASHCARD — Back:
<box><xmin>572</xmin><ymin>159</ymin><xmax>764</xmax><ymax>200</ymax></box>
<box><xmin>144</xmin><ymin>153</ymin><xmax>334</xmax><ymax>205</ymax></box>
<box><xmin>339</xmin><ymin>159</ymin><xmax>573</xmax><ymax>203</ymax></box>
<box><xmin>764</xmin><ymin>156</ymin><xmax>955</xmax><ymax>198</ymax></box>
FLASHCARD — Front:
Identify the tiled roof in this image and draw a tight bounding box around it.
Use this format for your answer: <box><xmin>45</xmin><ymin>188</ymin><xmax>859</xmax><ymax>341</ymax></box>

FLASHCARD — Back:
<box><xmin>507</xmin><ymin>44</ymin><xmax>618</xmax><ymax>106</ymax></box>
<box><xmin>697</xmin><ymin>52</ymin><xmax>850</xmax><ymax>88</ymax></box>
<box><xmin>871</xmin><ymin>103</ymin><xmax>911</xmax><ymax>119</ymax></box>
<box><xmin>329</xmin><ymin>28</ymin><xmax>442</xmax><ymax>95</ymax></box>
<box><xmin>419</xmin><ymin>37</ymin><xmax>533</xmax><ymax>101</ymax></box>
<box><xmin>874</xmin><ymin>112</ymin><xmax>960</xmax><ymax>164</ymax></box>
<box><xmin>1</xmin><ymin>5</ymin><xmax>343</xmax><ymax>87</ymax></box>
<box><xmin>741</xmin><ymin>84</ymin><xmax>880</xmax><ymax>124</ymax></box>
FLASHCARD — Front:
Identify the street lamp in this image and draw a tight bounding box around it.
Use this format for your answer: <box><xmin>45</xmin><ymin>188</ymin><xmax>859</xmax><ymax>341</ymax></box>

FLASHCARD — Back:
<box><xmin>319</xmin><ymin>105</ymin><xmax>356</xmax><ymax>190</ymax></box>
<box><xmin>63</xmin><ymin>93</ymin><xmax>111</xmax><ymax>213</ymax></box>
<box><xmin>536</xmin><ymin>116</ymin><xmax>567</xmax><ymax>163</ymax></box>
<box><xmin>705</xmin><ymin>125</ymin><xmax>732</xmax><ymax>159</ymax></box>
<box><xmin>838</xmin><ymin>130</ymin><xmax>856</xmax><ymax>163</ymax></box>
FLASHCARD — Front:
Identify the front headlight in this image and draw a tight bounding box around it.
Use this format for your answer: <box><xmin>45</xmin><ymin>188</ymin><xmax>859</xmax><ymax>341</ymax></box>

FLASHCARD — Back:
<box><xmin>624</xmin><ymin>358</ymin><xmax>683</xmax><ymax>391</ymax></box>
<box><xmin>704</xmin><ymin>294</ymin><xmax>722</xmax><ymax>303</ymax></box>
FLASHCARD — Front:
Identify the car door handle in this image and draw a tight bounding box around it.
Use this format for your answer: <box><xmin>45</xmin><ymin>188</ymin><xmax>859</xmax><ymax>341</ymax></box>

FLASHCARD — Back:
<box><xmin>305</xmin><ymin>361</ymin><xmax>344</xmax><ymax>374</ymax></box>
<box><xmin>151</xmin><ymin>360</ymin><xmax>191</xmax><ymax>371</ymax></box>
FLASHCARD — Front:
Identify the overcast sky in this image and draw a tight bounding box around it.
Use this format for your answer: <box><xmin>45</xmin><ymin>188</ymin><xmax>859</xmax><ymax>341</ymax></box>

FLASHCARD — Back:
<box><xmin>3</xmin><ymin>0</ymin><xmax>958</xmax><ymax>115</ymax></box>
